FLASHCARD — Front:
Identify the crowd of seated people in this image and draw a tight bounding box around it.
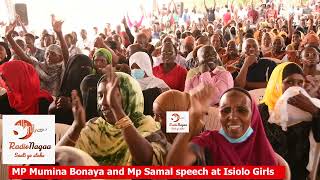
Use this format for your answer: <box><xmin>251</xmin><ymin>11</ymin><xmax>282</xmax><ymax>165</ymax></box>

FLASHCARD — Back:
<box><xmin>2</xmin><ymin>1</ymin><xmax>320</xmax><ymax>179</ymax></box>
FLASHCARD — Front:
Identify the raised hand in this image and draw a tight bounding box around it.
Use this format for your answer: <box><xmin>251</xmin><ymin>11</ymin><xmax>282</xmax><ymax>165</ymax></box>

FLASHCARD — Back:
<box><xmin>288</xmin><ymin>14</ymin><xmax>294</xmax><ymax>23</ymax></box>
<box><xmin>15</xmin><ymin>14</ymin><xmax>21</xmax><ymax>23</ymax></box>
<box><xmin>101</xmin><ymin>65</ymin><xmax>123</xmax><ymax>112</ymax></box>
<box><xmin>71</xmin><ymin>90</ymin><xmax>86</xmax><ymax>128</ymax></box>
<box><xmin>51</xmin><ymin>14</ymin><xmax>64</xmax><ymax>33</ymax></box>
<box><xmin>5</xmin><ymin>20</ymin><xmax>17</xmax><ymax>37</ymax></box>
<box><xmin>122</xmin><ymin>16</ymin><xmax>127</xmax><ymax>26</ymax></box>
<box><xmin>188</xmin><ymin>83</ymin><xmax>215</xmax><ymax>136</ymax></box>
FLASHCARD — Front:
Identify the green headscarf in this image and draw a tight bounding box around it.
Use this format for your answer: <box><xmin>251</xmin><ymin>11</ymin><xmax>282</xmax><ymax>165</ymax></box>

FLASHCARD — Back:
<box><xmin>97</xmin><ymin>72</ymin><xmax>145</xmax><ymax>126</ymax></box>
<box><xmin>75</xmin><ymin>72</ymin><xmax>165</xmax><ymax>166</ymax></box>
<box><xmin>93</xmin><ymin>48</ymin><xmax>112</xmax><ymax>64</ymax></box>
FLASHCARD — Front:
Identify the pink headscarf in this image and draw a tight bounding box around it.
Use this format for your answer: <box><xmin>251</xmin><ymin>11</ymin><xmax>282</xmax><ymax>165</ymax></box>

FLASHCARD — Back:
<box><xmin>192</xmin><ymin>88</ymin><xmax>277</xmax><ymax>165</ymax></box>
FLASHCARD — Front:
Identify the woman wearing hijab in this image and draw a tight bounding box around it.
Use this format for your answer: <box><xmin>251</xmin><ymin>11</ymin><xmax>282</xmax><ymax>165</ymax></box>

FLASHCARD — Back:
<box><xmin>185</xmin><ymin>45</ymin><xmax>233</xmax><ymax>106</ymax></box>
<box><xmin>0</xmin><ymin>42</ymin><xmax>11</xmax><ymax>65</ymax></box>
<box><xmin>129</xmin><ymin>52</ymin><xmax>169</xmax><ymax>91</ymax></box>
<box><xmin>5</xmin><ymin>17</ymin><xmax>69</xmax><ymax>97</ymax></box>
<box><xmin>167</xmin><ymin>87</ymin><xmax>281</xmax><ymax>167</ymax></box>
<box><xmin>153</xmin><ymin>43</ymin><xmax>187</xmax><ymax>91</ymax></box>
<box><xmin>49</xmin><ymin>54</ymin><xmax>93</xmax><ymax>124</ymax></box>
<box><xmin>58</xmin><ymin>68</ymin><xmax>167</xmax><ymax>166</ymax></box>
<box><xmin>259</xmin><ymin>62</ymin><xmax>320</xmax><ymax>180</ymax></box>
<box><xmin>264</xmin><ymin>36</ymin><xmax>286</xmax><ymax>60</ymax></box>
<box><xmin>0</xmin><ymin>60</ymin><xmax>53</xmax><ymax>114</ymax></box>
<box><xmin>59</xmin><ymin>54</ymin><xmax>93</xmax><ymax>97</ymax></box>
<box><xmin>80</xmin><ymin>48</ymin><xmax>113</xmax><ymax>120</ymax></box>
<box><xmin>300</xmin><ymin>32</ymin><xmax>320</xmax><ymax>49</ymax></box>
<box><xmin>129</xmin><ymin>51</ymin><xmax>169</xmax><ymax>116</ymax></box>
<box><xmin>261</xmin><ymin>32</ymin><xmax>273</xmax><ymax>56</ymax></box>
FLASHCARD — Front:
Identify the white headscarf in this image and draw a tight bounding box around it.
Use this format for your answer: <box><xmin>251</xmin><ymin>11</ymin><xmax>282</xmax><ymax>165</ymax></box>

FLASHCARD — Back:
<box><xmin>129</xmin><ymin>52</ymin><xmax>169</xmax><ymax>90</ymax></box>
<box><xmin>129</xmin><ymin>52</ymin><xmax>153</xmax><ymax>77</ymax></box>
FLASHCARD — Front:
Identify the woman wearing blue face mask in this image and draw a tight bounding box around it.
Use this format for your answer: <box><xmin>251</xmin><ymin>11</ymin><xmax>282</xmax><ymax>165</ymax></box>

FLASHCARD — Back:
<box><xmin>129</xmin><ymin>52</ymin><xmax>169</xmax><ymax>91</ymax></box>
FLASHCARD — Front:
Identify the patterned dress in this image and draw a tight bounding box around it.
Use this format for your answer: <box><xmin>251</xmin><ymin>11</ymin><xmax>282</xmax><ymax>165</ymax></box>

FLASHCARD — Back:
<box><xmin>74</xmin><ymin>72</ymin><xmax>168</xmax><ymax>165</ymax></box>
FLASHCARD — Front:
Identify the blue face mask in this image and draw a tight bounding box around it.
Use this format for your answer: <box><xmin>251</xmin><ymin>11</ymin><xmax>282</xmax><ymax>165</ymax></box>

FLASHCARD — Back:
<box><xmin>131</xmin><ymin>69</ymin><xmax>145</xmax><ymax>80</ymax></box>
<box><xmin>219</xmin><ymin>126</ymin><xmax>254</xmax><ymax>143</ymax></box>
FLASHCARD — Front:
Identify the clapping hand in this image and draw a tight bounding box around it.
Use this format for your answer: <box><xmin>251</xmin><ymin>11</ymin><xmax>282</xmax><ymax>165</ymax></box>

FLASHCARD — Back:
<box><xmin>101</xmin><ymin>65</ymin><xmax>123</xmax><ymax>112</ymax></box>
<box><xmin>71</xmin><ymin>90</ymin><xmax>86</xmax><ymax>128</ymax></box>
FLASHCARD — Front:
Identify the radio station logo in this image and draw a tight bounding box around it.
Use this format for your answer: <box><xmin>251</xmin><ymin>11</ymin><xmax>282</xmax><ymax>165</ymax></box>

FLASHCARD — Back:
<box><xmin>166</xmin><ymin>111</ymin><xmax>189</xmax><ymax>133</ymax></box>
<box><xmin>171</xmin><ymin>113</ymin><xmax>182</xmax><ymax>122</ymax></box>
<box><xmin>2</xmin><ymin>115</ymin><xmax>55</xmax><ymax>164</ymax></box>
<box><xmin>13</xmin><ymin>119</ymin><xmax>48</xmax><ymax>140</ymax></box>
<box><xmin>13</xmin><ymin>120</ymin><xmax>34</xmax><ymax>139</ymax></box>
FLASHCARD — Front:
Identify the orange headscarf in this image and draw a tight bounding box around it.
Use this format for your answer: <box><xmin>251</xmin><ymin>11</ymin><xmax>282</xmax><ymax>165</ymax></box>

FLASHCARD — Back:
<box><xmin>301</xmin><ymin>32</ymin><xmax>320</xmax><ymax>47</ymax></box>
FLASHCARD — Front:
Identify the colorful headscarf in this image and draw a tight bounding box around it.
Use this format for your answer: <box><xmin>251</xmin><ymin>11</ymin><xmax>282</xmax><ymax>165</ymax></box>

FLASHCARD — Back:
<box><xmin>0</xmin><ymin>60</ymin><xmax>53</xmax><ymax>114</ymax></box>
<box><xmin>75</xmin><ymin>72</ymin><xmax>166</xmax><ymax>165</ymax></box>
<box><xmin>262</xmin><ymin>62</ymin><xmax>303</xmax><ymax>111</ymax></box>
<box><xmin>93</xmin><ymin>48</ymin><xmax>112</xmax><ymax>64</ymax></box>
<box><xmin>39</xmin><ymin>44</ymin><xmax>64</xmax><ymax>96</ymax></box>
<box><xmin>45</xmin><ymin>44</ymin><xmax>62</xmax><ymax>58</ymax></box>
<box><xmin>301</xmin><ymin>32</ymin><xmax>320</xmax><ymax>47</ymax></box>
<box><xmin>192</xmin><ymin>88</ymin><xmax>277</xmax><ymax>166</ymax></box>
<box><xmin>192</xmin><ymin>87</ymin><xmax>277</xmax><ymax>165</ymax></box>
